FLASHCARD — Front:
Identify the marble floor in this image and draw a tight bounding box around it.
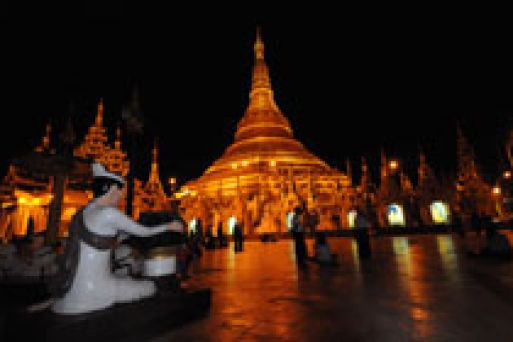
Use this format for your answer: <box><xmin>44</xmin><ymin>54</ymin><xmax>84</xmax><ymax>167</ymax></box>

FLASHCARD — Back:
<box><xmin>152</xmin><ymin>233</ymin><xmax>513</xmax><ymax>341</ymax></box>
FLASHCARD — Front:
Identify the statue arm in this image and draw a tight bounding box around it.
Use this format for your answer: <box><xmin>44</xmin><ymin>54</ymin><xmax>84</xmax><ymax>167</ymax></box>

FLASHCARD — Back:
<box><xmin>104</xmin><ymin>208</ymin><xmax>182</xmax><ymax>236</ymax></box>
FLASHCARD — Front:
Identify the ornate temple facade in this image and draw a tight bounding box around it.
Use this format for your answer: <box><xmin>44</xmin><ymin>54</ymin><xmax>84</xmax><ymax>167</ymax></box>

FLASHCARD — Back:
<box><xmin>133</xmin><ymin>142</ymin><xmax>171</xmax><ymax>218</ymax></box>
<box><xmin>1</xmin><ymin>31</ymin><xmax>506</xmax><ymax>242</ymax></box>
<box><xmin>74</xmin><ymin>100</ymin><xmax>129</xmax><ymax>180</ymax></box>
<box><xmin>177</xmin><ymin>30</ymin><xmax>353</xmax><ymax>235</ymax></box>
<box><xmin>357</xmin><ymin>150</ymin><xmax>455</xmax><ymax>228</ymax></box>
<box><xmin>0</xmin><ymin>100</ymin><xmax>170</xmax><ymax>242</ymax></box>
<box><xmin>454</xmin><ymin>125</ymin><xmax>495</xmax><ymax>218</ymax></box>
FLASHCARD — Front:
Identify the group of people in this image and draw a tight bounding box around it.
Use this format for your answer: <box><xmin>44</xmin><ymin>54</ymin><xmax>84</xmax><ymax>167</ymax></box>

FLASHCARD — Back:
<box><xmin>188</xmin><ymin>217</ymin><xmax>244</xmax><ymax>254</ymax></box>
<box><xmin>465</xmin><ymin>212</ymin><xmax>512</xmax><ymax>258</ymax></box>
<box><xmin>287</xmin><ymin>206</ymin><xmax>374</xmax><ymax>267</ymax></box>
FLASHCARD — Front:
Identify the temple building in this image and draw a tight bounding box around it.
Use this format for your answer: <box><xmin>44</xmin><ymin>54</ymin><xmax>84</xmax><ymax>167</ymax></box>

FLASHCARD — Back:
<box><xmin>1</xmin><ymin>31</ymin><xmax>507</xmax><ymax>241</ymax></box>
<box><xmin>415</xmin><ymin>149</ymin><xmax>453</xmax><ymax>225</ymax></box>
<box><xmin>0</xmin><ymin>122</ymin><xmax>91</xmax><ymax>241</ymax></box>
<box><xmin>454</xmin><ymin>125</ymin><xmax>495</xmax><ymax>219</ymax></box>
<box><xmin>133</xmin><ymin>142</ymin><xmax>171</xmax><ymax>219</ymax></box>
<box><xmin>74</xmin><ymin>99</ymin><xmax>130</xmax><ymax>180</ymax></box>
<box><xmin>0</xmin><ymin>99</ymin><xmax>169</xmax><ymax>242</ymax></box>
<box><xmin>355</xmin><ymin>147</ymin><xmax>458</xmax><ymax>228</ymax></box>
<box><xmin>374</xmin><ymin>151</ymin><xmax>416</xmax><ymax>227</ymax></box>
<box><xmin>177</xmin><ymin>29</ymin><xmax>352</xmax><ymax>235</ymax></box>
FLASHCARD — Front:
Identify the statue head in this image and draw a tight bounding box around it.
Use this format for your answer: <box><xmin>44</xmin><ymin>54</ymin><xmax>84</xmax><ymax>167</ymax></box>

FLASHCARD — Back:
<box><xmin>91</xmin><ymin>163</ymin><xmax>125</xmax><ymax>206</ymax></box>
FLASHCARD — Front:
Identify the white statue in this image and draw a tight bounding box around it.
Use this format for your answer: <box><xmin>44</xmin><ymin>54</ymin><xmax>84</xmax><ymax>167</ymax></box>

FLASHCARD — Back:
<box><xmin>50</xmin><ymin>163</ymin><xmax>184</xmax><ymax>315</ymax></box>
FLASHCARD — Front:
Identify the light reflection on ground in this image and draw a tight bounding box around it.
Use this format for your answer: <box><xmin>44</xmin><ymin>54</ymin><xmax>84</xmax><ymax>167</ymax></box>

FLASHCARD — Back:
<box><xmin>153</xmin><ymin>234</ymin><xmax>513</xmax><ymax>341</ymax></box>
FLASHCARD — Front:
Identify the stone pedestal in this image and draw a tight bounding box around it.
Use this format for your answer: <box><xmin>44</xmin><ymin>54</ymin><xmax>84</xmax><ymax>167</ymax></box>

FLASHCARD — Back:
<box><xmin>2</xmin><ymin>286</ymin><xmax>211</xmax><ymax>342</ymax></box>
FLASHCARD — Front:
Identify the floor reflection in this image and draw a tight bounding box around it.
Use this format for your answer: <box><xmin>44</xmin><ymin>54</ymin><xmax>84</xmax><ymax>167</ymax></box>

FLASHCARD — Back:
<box><xmin>436</xmin><ymin>235</ymin><xmax>460</xmax><ymax>282</ymax></box>
<box><xmin>153</xmin><ymin>234</ymin><xmax>513</xmax><ymax>341</ymax></box>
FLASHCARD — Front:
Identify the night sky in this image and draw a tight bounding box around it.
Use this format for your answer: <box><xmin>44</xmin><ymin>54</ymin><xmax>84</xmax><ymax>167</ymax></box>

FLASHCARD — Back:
<box><xmin>4</xmin><ymin>4</ymin><xmax>513</xmax><ymax>188</ymax></box>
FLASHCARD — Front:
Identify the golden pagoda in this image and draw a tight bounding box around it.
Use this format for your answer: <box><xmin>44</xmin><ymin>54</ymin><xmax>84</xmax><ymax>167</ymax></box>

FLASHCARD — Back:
<box><xmin>133</xmin><ymin>141</ymin><xmax>170</xmax><ymax>219</ymax></box>
<box><xmin>178</xmin><ymin>29</ymin><xmax>352</xmax><ymax>235</ymax></box>
<box><xmin>74</xmin><ymin>99</ymin><xmax>129</xmax><ymax>179</ymax></box>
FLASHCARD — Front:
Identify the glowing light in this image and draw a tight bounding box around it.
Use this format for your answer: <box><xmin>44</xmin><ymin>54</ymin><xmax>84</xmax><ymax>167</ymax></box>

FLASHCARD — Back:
<box><xmin>492</xmin><ymin>186</ymin><xmax>501</xmax><ymax>195</ymax></box>
<box><xmin>269</xmin><ymin>160</ymin><xmax>277</xmax><ymax>167</ymax></box>
<box><xmin>241</xmin><ymin>160</ymin><xmax>249</xmax><ymax>167</ymax></box>
<box><xmin>189</xmin><ymin>218</ymin><xmax>198</xmax><ymax>234</ymax></box>
<box><xmin>231</xmin><ymin>163</ymin><xmax>238</xmax><ymax>169</ymax></box>
<box><xmin>387</xmin><ymin>203</ymin><xmax>405</xmax><ymax>226</ymax></box>
<box><xmin>286</xmin><ymin>211</ymin><xmax>294</xmax><ymax>230</ymax></box>
<box><xmin>62</xmin><ymin>207</ymin><xmax>77</xmax><ymax>221</ymax></box>
<box><xmin>228</xmin><ymin>215</ymin><xmax>237</xmax><ymax>235</ymax></box>
<box><xmin>389</xmin><ymin>160</ymin><xmax>399</xmax><ymax>171</ymax></box>
<box><xmin>504</xmin><ymin>171</ymin><xmax>511</xmax><ymax>179</ymax></box>
<box><xmin>430</xmin><ymin>201</ymin><xmax>450</xmax><ymax>224</ymax></box>
<box><xmin>347</xmin><ymin>210</ymin><xmax>357</xmax><ymax>228</ymax></box>
<box><xmin>168</xmin><ymin>177</ymin><xmax>176</xmax><ymax>184</ymax></box>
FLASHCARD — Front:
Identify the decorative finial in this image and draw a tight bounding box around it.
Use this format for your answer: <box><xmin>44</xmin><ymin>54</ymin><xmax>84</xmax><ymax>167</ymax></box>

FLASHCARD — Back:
<box><xmin>96</xmin><ymin>98</ymin><xmax>104</xmax><ymax>126</ymax></box>
<box><xmin>254</xmin><ymin>26</ymin><xmax>265</xmax><ymax>60</ymax></box>
<box><xmin>43</xmin><ymin>122</ymin><xmax>51</xmax><ymax>149</ymax></box>
<box><xmin>152</xmin><ymin>140</ymin><xmax>158</xmax><ymax>164</ymax></box>
<box><xmin>114</xmin><ymin>126</ymin><xmax>122</xmax><ymax>149</ymax></box>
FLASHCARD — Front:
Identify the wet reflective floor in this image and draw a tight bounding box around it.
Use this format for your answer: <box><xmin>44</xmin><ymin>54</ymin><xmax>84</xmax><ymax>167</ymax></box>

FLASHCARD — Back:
<box><xmin>153</xmin><ymin>233</ymin><xmax>513</xmax><ymax>341</ymax></box>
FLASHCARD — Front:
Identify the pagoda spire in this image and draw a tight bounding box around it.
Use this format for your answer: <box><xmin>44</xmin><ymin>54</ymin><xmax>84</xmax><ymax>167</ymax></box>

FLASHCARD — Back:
<box><xmin>114</xmin><ymin>126</ymin><xmax>122</xmax><ymax>150</ymax></box>
<box><xmin>95</xmin><ymin>98</ymin><xmax>104</xmax><ymax>127</ymax></box>
<box><xmin>380</xmin><ymin>148</ymin><xmax>387</xmax><ymax>180</ymax></box>
<box><xmin>418</xmin><ymin>147</ymin><xmax>427</xmax><ymax>183</ymax></box>
<box><xmin>254</xmin><ymin>26</ymin><xmax>265</xmax><ymax>61</ymax></box>
<box><xmin>456</xmin><ymin>122</ymin><xmax>479</xmax><ymax>180</ymax></box>
<box><xmin>360</xmin><ymin>156</ymin><xmax>369</xmax><ymax>190</ymax></box>
<box><xmin>248</xmin><ymin>27</ymin><xmax>279</xmax><ymax>112</ymax></box>
<box><xmin>44</xmin><ymin>122</ymin><xmax>51</xmax><ymax>149</ymax></box>
<box><xmin>346</xmin><ymin>158</ymin><xmax>352</xmax><ymax>186</ymax></box>
<box><xmin>149</xmin><ymin>140</ymin><xmax>160</xmax><ymax>183</ymax></box>
<box><xmin>35</xmin><ymin>122</ymin><xmax>52</xmax><ymax>152</ymax></box>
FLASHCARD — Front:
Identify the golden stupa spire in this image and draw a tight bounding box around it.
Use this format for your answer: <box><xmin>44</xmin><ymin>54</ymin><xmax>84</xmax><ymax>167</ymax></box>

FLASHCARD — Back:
<box><xmin>232</xmin><ymin>27</ymin><xmax>293</xmax><ymax>143</ymax></box>
<box><xmin>95</xmin><ymin>98</ymin><xmax>104</xmax><ymax>126</ymax></box>
<box><xmin>254</xmin><ymin>26</ymin><xmax>265</xmax><ymax>61</ymax></box>
<box><xmin>149</xmin><ymin>140</ymin><xmax>159</xmax><ymax>183</ymax></box>
<box><xmin>248</xmin><ymin>27</ymin><xmax>278</xmax><ymax>111</ymax></box>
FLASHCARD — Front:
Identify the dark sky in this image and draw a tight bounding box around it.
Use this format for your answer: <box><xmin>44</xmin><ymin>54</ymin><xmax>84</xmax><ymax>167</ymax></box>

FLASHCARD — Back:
<box><xmin>3</xmin><ymin>3</ymin><xmax>513</xmax><ymax>188</ymax></box>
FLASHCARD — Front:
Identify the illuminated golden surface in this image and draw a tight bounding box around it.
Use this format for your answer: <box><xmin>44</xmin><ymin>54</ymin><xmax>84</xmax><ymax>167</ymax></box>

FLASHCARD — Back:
<box><xmin>389</xmin><ymin>160</ymin><xmax>399</xmax><ymax>171</ymax></box>
<box><xmin>178</xmin><ymin>29</ymin><xmax>350</xmax><ymax>233</ymax></box>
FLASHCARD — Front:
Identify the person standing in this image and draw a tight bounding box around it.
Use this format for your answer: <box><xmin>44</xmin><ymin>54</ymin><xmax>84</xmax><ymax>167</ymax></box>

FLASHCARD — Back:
<box><xmin>354</xmin><ymin>209</ymin><xmax>372</xmax><ymax>258</ymax></box>
<box><xmin>190</xmin><ymin>218</ymin><xmax>203</xmax><ymax>258</ymax></box>
<box><xmin>234</xmin><ymin>222</ymin><xmax>244</xmax><ymax>252</ymax></box>
<box><xmin>290</xmin><ymin>207</ymin><xmax>307</xmax><ymax>266</ymax></box>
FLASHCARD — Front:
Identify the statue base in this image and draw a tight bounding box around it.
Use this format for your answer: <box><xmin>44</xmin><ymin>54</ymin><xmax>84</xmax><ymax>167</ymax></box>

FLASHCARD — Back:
<box><xmin>2</xmin><ymin>285</ymin><xmax>211</xmax><ymax>342</ymax></box>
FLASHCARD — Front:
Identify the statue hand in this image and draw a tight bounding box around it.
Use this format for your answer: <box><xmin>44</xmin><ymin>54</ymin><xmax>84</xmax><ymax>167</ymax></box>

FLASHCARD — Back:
<box><xmin>168</xmin><ymin>221</ymin><xmax>185</xmax><ymax>233</ymax></box>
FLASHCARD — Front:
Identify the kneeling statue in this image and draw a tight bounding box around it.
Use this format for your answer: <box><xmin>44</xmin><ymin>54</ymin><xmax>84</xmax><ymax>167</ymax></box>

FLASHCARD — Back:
<box><xmin>49</xmin><ymin>163</ymin><xmax>184</xmax><ymax>315</ymax></box>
